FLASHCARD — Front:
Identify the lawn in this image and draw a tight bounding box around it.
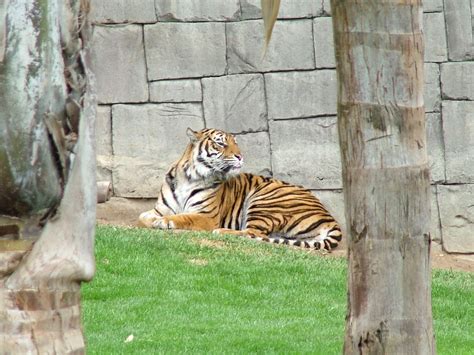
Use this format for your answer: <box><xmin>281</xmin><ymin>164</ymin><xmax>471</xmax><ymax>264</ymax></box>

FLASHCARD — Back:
<box><xmin>82</xmin><ymin>225</ymin><xmax>473</xmax><ymax>354</ymax></box>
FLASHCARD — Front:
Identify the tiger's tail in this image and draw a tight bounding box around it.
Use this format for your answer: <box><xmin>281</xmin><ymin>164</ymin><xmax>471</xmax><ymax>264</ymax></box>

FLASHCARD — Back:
<box><xmin>268</xmin><ymin>226</ymin><xmax>342</xmax><ymax>252</ymax></box>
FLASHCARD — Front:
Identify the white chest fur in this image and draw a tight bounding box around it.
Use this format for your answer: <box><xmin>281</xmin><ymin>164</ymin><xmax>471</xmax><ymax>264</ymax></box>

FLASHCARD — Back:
<box><xmin>173</xmin><ymin>179</ymin><xmax>219</xmax><ymax>214</ymax></box>
<box><xmin>174</xmin><ymin>180</ymin><xmax>198</xmax><ymax>213</ymax></box>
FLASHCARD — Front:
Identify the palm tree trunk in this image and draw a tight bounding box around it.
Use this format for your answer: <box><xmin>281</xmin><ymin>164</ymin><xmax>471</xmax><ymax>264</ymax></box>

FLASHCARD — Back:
<box><xmin>0</xmin><ymin>1</ymin><xmax>96</xmax><ymax>352</ymax></box>
<box><xmin>330</xmin><ymin>0</ymin><xmax>436</xmax><ymax>353</ymax></box>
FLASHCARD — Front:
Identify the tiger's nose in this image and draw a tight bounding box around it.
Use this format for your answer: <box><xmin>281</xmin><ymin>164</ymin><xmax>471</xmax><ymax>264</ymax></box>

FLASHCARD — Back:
<box><xmin>235</xmin><ymin>154</ymin><xmax>242</xmax><ymax>161</ymax></box>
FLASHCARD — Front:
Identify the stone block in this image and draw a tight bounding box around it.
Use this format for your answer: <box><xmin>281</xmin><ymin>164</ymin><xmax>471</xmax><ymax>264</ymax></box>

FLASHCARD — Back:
<box><xmin>441</xmin><ymin>62</ymin><xmax>474</xmax><ymax>100</ymax></box>
<box><xmin>96</xmin><ymin>155</ymin><xmax>113</xmax><ymax>183</ymax></box>
<box><xmin>90</xmin><ymin>0</ymin><xmax>156</xmax><ymax>23</ymax></box>
<box><xmin>438</xmin><ymin>185</ymin><xmax>474</xmax><ymax>253</ymax></box>
<box><xmin>265</xmin><ymin>70</ymin><xmax>337</xmax><ymax>119</ymax></box>
<box><xmin>95</xmin><ymin>105</ymin><xmax>113</xmax><ymax>182</ymax></box>
<box><xmin>155</xmin><ymin>0</ymin><xmax>240</xmax><ymax>21</ymax></box>
<box><xmin>111</xmin><ymin>156</ymin><xmax>163</xmax><ymax>198</ymax></box>
<box><xmin>313</xmin><ymin>17</ymin><xmax>335</xmax><ymax>69</ymax></box>
<box><xmin>425</xmin><ymin>113</ymin><xmax>445</xmax><ymax>183</ymax></box>
<box><xmin>430</xmin><ymin>186</ymin><xmax>442</xmax><ymax>243</ymax></box>
<box><xmin>444</xmin><ymin>0</ymin><xmax>474</xmax><ymax>61</ymax></box>
<box><xmin>112</xmin><ymin>104</ymin><xmax>204</xmax><ymax>197</ymax></box>
<box><xmin>226</xmin><ymin>19</ymin><xmax>315</xmax><ymax>74</ymax></box>
<box><xmin>91</xmin><ymin>25</ymin><xmax>148</xmax><ymax>104</ymax></box>
<box><xmin>96</xmin><ymin>105</ymin><xmax>112</xmax><ymax>156</ymax></box>
<box><xmin>424</xmin><ymin>13</ymin><xmax>448</xmax><ymax>62</ymax></box>
<box><xmin>313</xmin><ymin>189</ymin><xmax>345</xmax><ymax>232</ymax></box>
<box><xmin>277</xmin><ymin>0</ymin><xmax>323</xmax><ymax>18</ymax></box>
<box><xmin>202</xmin><ymin>74</ymin><xmax>267</xmax><ymax>133</ymax></box>
<box><xmin>144</xmin><ymin>22</ymin><xmax>226</xmax><ymax>80</ymax></box>
<box><xmin>442</xmin><ymin>101</ymin><xmax>474</xmax><ymax>183</ymax></box>
<box><xmin>149</xmin><ymin>80</ymin><xmax>202</xmax><ymax>103</ymax></box>
<box><xmin>240</xmin><ymin>0</ymin><xmax>323</xmax><ymax>20</ymax></box>
<box><xmin>270</xmin><ymin>117</ymin><xmax>342</xmax><ymax>189</ymax></box>
<box><xmin>321</xmin><ymin>0</ymin><xmax>331</xmax><ymax>15</ymax></box>
<box><xmin>424</xmin><ymin>63</ymin><xmax>440</xmax><ymax>113</ymax></box>
<box><xmin>423</xmin><ymin>0</ymin><xmax>443</xmax><ymax>12</ymax></box>
<box><xmin>235</xmin><ymin>132</ymin><xmax>272</xmax><ymax>176</ymax></box>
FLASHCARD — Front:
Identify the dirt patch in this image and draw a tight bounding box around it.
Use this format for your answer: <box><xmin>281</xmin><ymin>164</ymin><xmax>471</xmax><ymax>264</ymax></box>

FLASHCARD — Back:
<box><xmin>97</xmin><ymin>197</ymin><xmax>154</xmax><ymax>227</ymax></box>
<box><xmin>97</xmin><ymin>197</ymin><xmax>474</xmax><ymax>273</ymax></box>
<box><xmin>188</xmin><ymin>258</ymin><xmax>209</xmax><ymax>266</ymax></box>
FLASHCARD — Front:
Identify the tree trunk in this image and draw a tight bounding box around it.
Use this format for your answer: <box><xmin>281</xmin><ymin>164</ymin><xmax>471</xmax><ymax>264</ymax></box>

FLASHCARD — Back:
<box><xmin>330</xmin><ymin>0</ymin><xmax>436</xmax><ymax>353</ymax></box>
<box><xmin>0</xmin><ymin>0</ymin><xmax>96</xmax><ymax>353</ymax></box>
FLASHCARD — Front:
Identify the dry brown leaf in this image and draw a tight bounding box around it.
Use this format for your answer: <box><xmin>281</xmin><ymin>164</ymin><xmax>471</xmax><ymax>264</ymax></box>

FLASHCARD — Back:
<box><xmin>261</xmin><ymin>0</ymin><xmax>281</xmax><ymax>59</ymax></box>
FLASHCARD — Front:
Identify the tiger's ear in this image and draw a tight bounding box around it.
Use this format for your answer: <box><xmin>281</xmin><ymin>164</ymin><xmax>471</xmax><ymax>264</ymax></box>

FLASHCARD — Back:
<box><xmin>186</xmin><ymin>127</ymin><xmax>199</xmax><ymax>142</ymax></box>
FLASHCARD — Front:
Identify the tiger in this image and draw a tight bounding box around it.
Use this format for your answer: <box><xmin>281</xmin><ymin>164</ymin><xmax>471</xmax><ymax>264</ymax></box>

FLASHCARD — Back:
<box><xmin>138</xmin><ymin>128</ymin><xmax>342</xmax><ymax>251</ymax></box>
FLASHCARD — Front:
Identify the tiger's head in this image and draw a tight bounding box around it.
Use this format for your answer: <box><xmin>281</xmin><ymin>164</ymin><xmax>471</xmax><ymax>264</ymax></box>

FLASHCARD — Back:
<box><xmin>186</xmin><ymin>128</ymin><xmax>243</xmax><ymax>180</ymax></box>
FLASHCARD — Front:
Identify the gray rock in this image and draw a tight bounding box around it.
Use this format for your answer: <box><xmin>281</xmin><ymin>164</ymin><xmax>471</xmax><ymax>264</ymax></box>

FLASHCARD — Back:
<box><xmin>270</xmin><ymin>117</ymin><xmax>342</xmax><ymax>189</ymax></box>
<box><xmin>265</xmin><ymin>70</ymin><xmax>337</xmax><ymax>119</ymax></box>
<box><xmin>91</xmin><ymin>25</ymin><xmax>148</xmax><ymax>104</ymax></box>
<box><xmin>441</xmin><ymin>62</ymin><xmax>474</xmax><ymax>100</ymax></box>
<box><xmin>226</xmin><ymin>19</ymin><xmax>315</xmax><ymax>74</ymax></box>
<box><xmin>112</xmin><ymin>104</ymin><xmax>204</xmax><ymax>197</ymax></box>
<box><xmin>423</xmin><ymin>0</ymin><xmax>443</xmax><ymax>12</ymax></box>
<box><xmin>144</xmin><ymin>22</ymin><xmax>226</xmax><ymax>80</ymax></box>
<box><xmin>426</xmin><ymin>113</ymin><xmax>445</xmax><ymax>183</ymax></box>
<box><xmin>235</xmin><ymin>132</ymin><xmax>272</xmax><ymax>176</ymax></box>
<box><xmin>424</xmin><ymin>13</ymin><xmax>448</xmax><ymax>62</ymax></box>
<box><xmin>149</xmin><ymin>80</ymin><xmax>202</xmax><ymax>103</ymax></box>
<box><xmin>442</xmin><ymin>101</ymin><xmax>474</xmax><ymax>183</ymax></box>
<box><xmin>438</xmin><ymin>185</ymin><xmax>474</xmax><ymax>253</ymax></box>
<box><xmin>202</xmin><ymin>74</ymin><xmax>267</xmax><ymax>133</ymax></box>
<box><xmin>313</xmin><ymin>17</ymin><xmax>335</xmax><ymax>69</ymax></box>
<box><xmin>155</xmin><ymin>0</ymin><xmax>240</xmax><ymax>21</ymax></box>
<box><xmin>90</xmin><ymin>0</ymin><xmax>156</xmax><ymax>24</ymax></box>
<box><xmin>424</xmin><ymin>63</ymin><xmax>440</xmax><ymax>113</ymax></box>
<box><xmin>444</xmin><ymin>0</ymin><xmax>474</xmax><ymax>61</ymax></box>
<box><xmin>240</xmin><ymin>0</ymin><xmax>323</xmax><ymax>20</ymax></box>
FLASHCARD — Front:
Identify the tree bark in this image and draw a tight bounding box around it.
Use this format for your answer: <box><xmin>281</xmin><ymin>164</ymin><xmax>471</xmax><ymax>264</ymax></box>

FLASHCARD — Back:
<box><xmin>330</xmin><ymin>0</ymin><xmax>436</xmax><ymax>353</ymax></box>
<box><xmin>0</xmin><ymin>0</ymin><xmax>96</xmax><ymax>353</ymax></box>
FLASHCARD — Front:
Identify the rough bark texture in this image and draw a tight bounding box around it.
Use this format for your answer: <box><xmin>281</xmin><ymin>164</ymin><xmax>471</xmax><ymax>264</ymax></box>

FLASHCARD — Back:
<box><xmin>0</xmin><ymin>0</ymin><xmax>96</xmax><ymax>353</ymax></box>
<box><xmin>330</xmin><ymin>0</ymin><xmax>436</xmax><ymax>353</ymax></box>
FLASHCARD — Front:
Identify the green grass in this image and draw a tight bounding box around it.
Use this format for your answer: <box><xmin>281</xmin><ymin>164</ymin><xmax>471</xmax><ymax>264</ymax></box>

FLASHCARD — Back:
<box><xmin>82</xmin><ymin>225</ymin><xmax>473</xmax><ymax>354</ymax></box>
<box><xmin>432</xmin><ymin>269</ymin><xmax>474</xmax><ymax>354</ymax></box>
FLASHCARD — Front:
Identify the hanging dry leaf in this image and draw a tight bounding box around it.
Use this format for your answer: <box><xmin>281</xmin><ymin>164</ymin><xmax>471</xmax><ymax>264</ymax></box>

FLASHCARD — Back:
<box><xmin>261</xmin><ymin>0</ymin><xmax>281</xmax><ymax>59</ymax></box>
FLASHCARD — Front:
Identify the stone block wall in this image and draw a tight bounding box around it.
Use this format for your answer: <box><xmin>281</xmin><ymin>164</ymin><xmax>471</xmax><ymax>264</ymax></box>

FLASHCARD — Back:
<box><xmin>91</xmin><ymin>0</ymin><xmax>474</xmax><ymax>253</ymax></box>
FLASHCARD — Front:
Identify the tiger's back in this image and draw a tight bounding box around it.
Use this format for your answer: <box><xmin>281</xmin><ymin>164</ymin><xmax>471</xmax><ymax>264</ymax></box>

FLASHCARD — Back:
<box><xmin>215</xmin><ymin>173</ymin><xmax>342</xmax><ymax>250</ymax></box>
<box><xmin>139</xmin><ymin>128</ymin><xmax>342</xmax><ymax>251</ymax></box>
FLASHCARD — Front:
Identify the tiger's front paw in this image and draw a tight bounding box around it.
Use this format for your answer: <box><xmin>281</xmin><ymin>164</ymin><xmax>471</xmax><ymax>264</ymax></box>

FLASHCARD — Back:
<box><xmin>152</xmin><ymin>217</ymin><xmax>176</xmax><ymax>230</ymax></box>
<box><xmin>138</xmin><ymin>210</ymin><xmax>161</xmax><ymax>228</ymax></box>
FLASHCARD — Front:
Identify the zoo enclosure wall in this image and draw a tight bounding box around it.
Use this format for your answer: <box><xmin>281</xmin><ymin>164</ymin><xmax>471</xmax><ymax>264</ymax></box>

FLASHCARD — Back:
<box><xmin>91</xmin><ymin>0</ymin><xmax>474</xmax><ymax>254</ymax></box>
